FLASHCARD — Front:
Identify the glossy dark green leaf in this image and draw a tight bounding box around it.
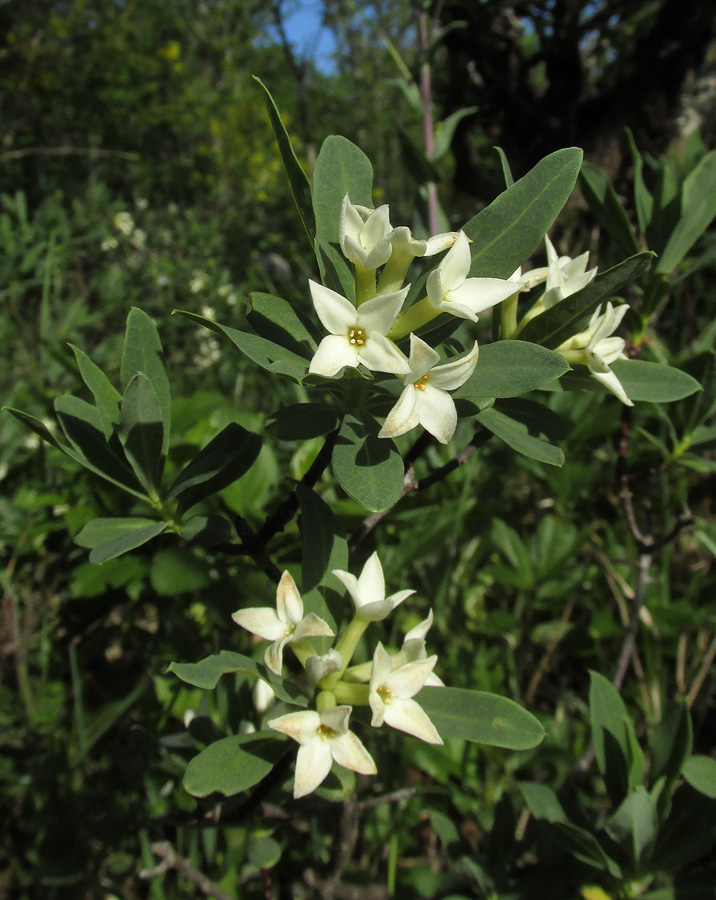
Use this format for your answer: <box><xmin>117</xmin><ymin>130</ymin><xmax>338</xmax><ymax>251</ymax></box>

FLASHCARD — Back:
<box><xmin>184</xmin><ymin>733</ymin><xmax>288</xmax><ymax>798</ymax></box>
<box><xmin>658</xmin><ymin>150</ymin><xmax>716</xmax><ymax>274</ymax></box>
<box><xmin>454</xmin><ymin>341</ymin><xmax>568</xmax><ymax>400</ymax></box>
<box><xmin>316</xmin><ymin>239</ymin><xmax>356</xmax><ymax>302</ymax></box>
<box><xmin>179</xmin><ymin>514</ymin><xmax>233</xmax><ymax>546</ymax></box>
<box><xmin>167</xmin><ymin>422</ymin><xmax>262</xmax><ymax>513</ymax></box>
<box><xmin>247</xmin><ymin>292</ymin><xmax>318</xmax><ymax>355</ymax></box>
<box><xmin>463</xmin><ymin>147</ymin><xmax>583</xmax><ymax>279</ymax></box>
<box><xmin>477</xmin><ymin>399</ymin><xmax>566</xmax><ymax>466</ymax></box>
<box><xmin>267</xmin><ymin>403</ymin><xmax>340</xmax><ymax>440</ymax></box>
<box><xmin>167</xmin><ymin>649</ymin><xmax>308</xmax><ymax>706</ymax></box>
<box><xmin>297</xmin><ymin>483</ymin><xmax>348</xmax><ymax>626</ymax></box>
<box><xmin>331</xmin><ymin>412</ymin><xmax>404</xmax><ymax>512</ymax></box>
<box><xmin>417</xmin><ymin>686</ymin><xmax>544</xmax><ymax>748</ymax></box>
<box><xmin>75</xmin><ymin>518</ymin><xmax>168</xmax><ymax>565</ymax></box>
<box><xmin>611</xmin><ymin>359</ymin><xmax>702</xmax><ymax>403</ymax></box>
<box><xmin>118</xmin><ymin>373</ymin><xmax>165</xmax><ymax>495</ymax></box>
<box><xmin>173</xmin><ymin>310</ymin><xmax>309</xmax><ymax>381</ymax></box>
<box><xmin>579</xmin><ymin>162</ymin><xmax>639</xmax><ymax>255</ymax></box>
<box><xmin>254</xmin><ymin>76</ymin><xmax>315</xmax><ymax>248</ymax></box>
<box><xmin>120</xmin><ymin>307</ymin><xmax>171</xmax><ymax>456</ymax></box>
<box><xmin>313</xmin><ymin>135</ymin><xmax>373</xmax><ymax>245</ymax></box>
<box><xmin>69</xmin><ymin>343</ymin><xmax>121</xmax><ymax>431</ymax></box>
<box><xmin>518</xmin><ymin>252</ymin><xmax>654</xmax><ymax>349</ymax></box>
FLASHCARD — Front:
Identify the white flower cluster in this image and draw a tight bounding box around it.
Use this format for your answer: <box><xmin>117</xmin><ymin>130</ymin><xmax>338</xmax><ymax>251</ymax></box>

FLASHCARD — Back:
<box><xmin>232</xmin><ymin>553</ymin><xmax>443</xmax><ymax>798</ymax></box>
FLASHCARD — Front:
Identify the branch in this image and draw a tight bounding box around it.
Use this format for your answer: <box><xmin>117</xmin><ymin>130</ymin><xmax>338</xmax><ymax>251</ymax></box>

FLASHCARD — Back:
<box><xmin>140</xmin><ymin>842</ymin><xmax>236</xmax><ymax>900</ymax></box>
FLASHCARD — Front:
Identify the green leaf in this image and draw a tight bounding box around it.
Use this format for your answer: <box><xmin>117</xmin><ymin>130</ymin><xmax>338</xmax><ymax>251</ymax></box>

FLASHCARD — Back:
<box><xmin>626</xmin><ymin>128</ymin><xmax>654</xmax><ymax>236</ymax></box>
<box><xmin>658</xmin><ymin>150</ymin><xmax>716</xmax><ymax>274</ymax></box>
<box><xmin>297</xmin><ymin>484</ymin><xmax>347</xmax><ymax>631</ymax></box>
<box><xmin>3</xmin><ymin>407</ymin><xmax>70</xmax><ymax>454</ymax></box>
<box><xmin>520</xmin><ymin>782</ymin><xmax>568</xmax><ymax>823</ymax></box>
<box><xmin>313</xmin><ymin>135</ymin><xmax>373</xmax><ymax>245</ymax></box>
<box><xmin>71</xmin><ymin>677</ymin><xmax>148</xmax><ymax>765</ymax></box>
<box><xmin>494</xmin><ymin>146</ymin><xmax>514</xmax><ymax>188</ymax></box>
<box><xmin>610</xmin><ymin>359</ymin><xmax>702</xmax><ymax>403</ymax></box>
<box><xmin>590</xmin><ymin>670</ymin><xmax>639</xmax><ymax>807</ymax></box>
<box><xmin>120</xmin><ymin>308</ymin><xmax>171</xmax><ymax>456</ymax></box>
<box><xmin>463</xmin><ymin>147</ymin><xmax>583</xmax><ymax>279</ymax></box>
<box><xmin>54</xmin><ymin>395</ymin><xmax>146</xmax><ymax>497</ymax></box>
<box><xmin>247</xmin><ymin>836</ymin><xmax>283</xmax><ymax>870</ymax></box>
<box><xmin>267</xmin><ymin>403</ymin><xmax>340</xmax><ymax>441</ymax></box>
<box><xmin>167</xmin><ymin>650</ymin><xmax>308</xmax><ymax>706</ymax></box>
<box><xmin>118</xmin><ymin>373</ymin><xmax>165</xmax><ymax>495</ymax></box>
<box><xmin>179</xmin><ymin>514</ymin><xmax>233</xmax><ymax>547</ymax></box>
<box><xmin>579</xmin><ymin>162</ymin><xmax>639</xmax><ymax>255</ymax></box>
<box><xmin>416</xmin><ymin>686</ymin><xmax>545</xmax><ymax>749</ymax></box>
<box><xmin>69</xmin><ymin>343</ymin><xmax>121</xmax><ymax>431</ymax></box>
<box><xmin>183</xmin><ymin>733</ymin><xmax>288</xmax><ymax>798</ymax></box>
<box><xmin>477</xmin><ymin>399</ymin><xmax>566</xmax><ymax>466</ymax></box>
<box><xmin>331</xmin><ymin>412</ymin><xmax>404</xmax><ymax>512</ymax></box>
<box><xmin>605</xmin><ymin>787</ymin><xmax>658</xmax><ymax>864</ymax></box>
<box><xmin>683</xmin><ymin>756</ymin><xmax>716</xmax><ymax>799</ymax></box>
<box><xmin>254</xmin><ymin>76</ymin><xmax>315</xmax><ymax>249</ymax></box>
<box><xmin>168</xmin><ymin>422</ymin><xmax>262</xmax><ymax>513</ymax></box>
<box><xmin>455</xmin><ymin>341</ymin><xmax>568</xmax><ymax>400</ymax></box>
<box><xmin>518</xmin><ymin>252</ymin><xmax>654</xmax><ymax>349</ymax></box>
<box><xmin>76</xmin><ymin>519</ymin><xmax>168</xmax><ymax>565</ymax></box>
<box><xmin>433</xmin><ymin>107</ymin><xmax>477</xmax><ymax>161</ymax></box>
<box><xmin>247</xmin><ymin>292</ymin><xmax>318</xmax><ymax>356</ymax></box>
<box><xmin>316</xmin><ymin>239</ymin><xmax>356</xmax><ymax>302</ymax></box>
<box><xmin>550</xmin><ymin>822</ymin><xmax>622</xmax><ymax>877</ymax></box>
<box><xmin>173</xmin><ymin>310</ymin><xmax>309</xmax><ymax>381</ymax></box>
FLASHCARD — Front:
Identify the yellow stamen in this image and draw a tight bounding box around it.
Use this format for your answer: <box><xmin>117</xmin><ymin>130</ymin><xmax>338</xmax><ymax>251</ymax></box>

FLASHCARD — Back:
<box><xmin>348</xmin><ymin>327</ymin><xmax>366</xmax><ymax>346</ymax></box>
<box><xmin>413</xmin><ymin>374</ymin><xmax>429</xmax><ymax>391</ymax></box>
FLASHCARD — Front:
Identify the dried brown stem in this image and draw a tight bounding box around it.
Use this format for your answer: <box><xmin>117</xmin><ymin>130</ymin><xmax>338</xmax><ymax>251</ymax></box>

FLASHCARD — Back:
<box><xmin>140</xmin><ymin>842</ymin><xmax>236</xmax><ymax>900</ymax></box>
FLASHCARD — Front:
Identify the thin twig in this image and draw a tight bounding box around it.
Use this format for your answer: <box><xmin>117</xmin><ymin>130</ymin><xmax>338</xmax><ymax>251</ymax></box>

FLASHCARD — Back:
<box><xmin>687</xmin><ymin>630</ymin><xmax>716</xmax><ymax>708</ymax></box>
<box><xmin>140</xmin><ymin>842</ymin><xmax>236</xmax><ymax>900</ymax></box>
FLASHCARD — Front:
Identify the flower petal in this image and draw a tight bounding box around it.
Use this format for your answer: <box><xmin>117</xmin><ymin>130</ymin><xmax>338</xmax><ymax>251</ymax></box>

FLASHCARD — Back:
<box><xmin>379</xmin><ymin>385</ymin><xmax>420</xmax><ymax>440</ymax></box>
<box><xmin>386</xmin><ymin>656</ymin><xmax>438</xmax><ymax>699</ymax></box>
<box><xmin>590</xmin><ymin>366</ymin><xmax>634</xmax><ymax>406</ymax></box>
<box><xmin>331</xmin><ymin>731</ymin><xmax>377</xmax><ymax>776</ymax></box>
<box><xmin>417</xmin><ymin>384</ymin><xmax>458</xmax><ymax>444</ymax></box>
<box><xmin>383</xmin><ymin>697</ymin><xmax>443</xmax><ymax>744</ymax></box>
<box><xmin>361</xmin><ymin>204</ymin><xmax>392</xmax><ymax>251</ymax></box>
<box><xmin>428</xmin><ymin>342</ymin><xmax>479</xmax><ymax>391</ymax></box>
<box><xmin>294</xmin><ymin>738</ymin><xmax>333</xmax><ymax>797</ymax></box>
<box><xmin>276</xmin><ymin>570</ymin><xmax>303</xmax><ymax>626</ymax></box>
<box><xmin>449</xmin><ymin>277</ymin><xmax>517</xmax><ymax>316</ymax></box>
<box><xmin>264</xmin><ymin>636</ymin><xmax>288</xmax><ymax>675</ymax></box>
<box><xmin>331</xmin><ymin>569</ymin><xmax>363</xmax><ymax>611</ymax></box>
<box><xmin>358</xmin><ymin>333</ymin><xmax>410</xmax><ymax>374</ymax></box>
<box><xmin>268</xmin><ymin>709</ymin><xmax>320</xmax><ymax>744</ymax></box>
<box><xmin>438</xmin><ymin>231</ymin><xmax>471</xmax><ymax>292</ymax></box>
<box><xmin>339</xmin><ymin>194</ymin><xmax>365</xmax><ymax>247</ymax></box>
<box><xmin>406</xmin><ymin>333</ymin><xmax>441</xmax><ymax>380</ymax></box>
<box><xmin>309</xmin><ymin>335</ymin><xmax>358</xmax><ymax>377</ymax></box>
<box><xmin>232</xmin><ymin>607</ymin><xmax>285</xmax><ymax>641</ymax></box>
<box><xmin>292</xmin><ymin>612</ymin><xmax>335</xmax><ymax>641</ymax></box>
<box><xmin>369</xmin><ymin>642</ymin><xmax>394</xmax><ymax>692</ymax></box>
<box><xmin>309</xmin><ymin>281</ymin><xmax>357</xmax><ymax>334</ymax></box>
<box><xmin>358</xmin><ymin>552</ymin><xmax>385</xmax><ymax>608</ymax></box>
<box><xmin>320</xmin><ymin>704</ymin><xmax>352</xmax><ymax>735</ymax></box>
<box><xmin>404</xmin><ymin>609</ymin><xmax>434</xmax><ymax>643</ymax></box>
<box><xmin>357</xmin><ymin>287</ymin><xmax>409</xmax><ymax>336</ymax></box>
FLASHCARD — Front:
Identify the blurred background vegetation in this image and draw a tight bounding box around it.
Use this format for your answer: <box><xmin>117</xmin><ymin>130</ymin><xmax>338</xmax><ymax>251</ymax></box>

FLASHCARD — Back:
<box><xmin>1</xmin><ymin>1</ymin><xmax>716</xmax><ymax>898</ymax></box>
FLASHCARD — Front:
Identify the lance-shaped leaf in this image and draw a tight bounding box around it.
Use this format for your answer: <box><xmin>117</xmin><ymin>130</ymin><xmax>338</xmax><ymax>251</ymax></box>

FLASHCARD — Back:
<box><xmin>609</xmin><ymin>359</ymin><xmax>702</xmax><ymax>403</ymax></box>
<box><xmin>54</xmin><ymin>395</ymin><xmax>146</xmax><ymax>498</ymax></box>
<box><xmin>267</xmin><ymin>403</ymin><xmax>340</xmax><ymax>441</ymax></box>
<box><xmin>168</xmin><ymin>422</ymin><xmax>262</xmax><ymax>514</ymax></box>
<box><xmin>120</xmin><ymin>308</ymin><xmax>171</xmax><ymax>456</ymax></box>
<box><xmin>605</xmin><ymin>787</ymin><xmax>658</xmax><ymax>866</ymax></box>
<box><xmin>167</xmin><ymin>649</ymin><xmax>308</xmax><ymax>706</ymax></box>
<box><xmin>184</xmin><ymin>733</ymin><xmax>289</xmax><ymax>798</ymax></box>
<box><xmin>173</xmin><ymin>310</ymin><xmax>310</xmax><ymax>381</ymax></box>
<box><xmin>463</xmin><ymin>147</ymin><xmax>583</xmax><ymax>279</ymax></box>
<box><xmin>179</xmin><ymin>514</ymin><xmax>233</xmax><ymax>547</ymax></box>
<box><xmin>313</xmin><ymin>135</ymin><xmax>373</xmax><ymax>246</ymax></box>
<box><xmin>579</xmin><ymin>162</ymin><xmax>639</xmax><ymax>255</ymax></box>
<box><xmin>3</xmin><ymin>407</ymin><xmax>71</xmax><ymax>454</ymax></box>
<box><xmin>75</xmin><ymin>517</ymin><xmax>168</xmax><ymax>565</ymax></box>
<box><xmin>649</xmin><ymin>701</ymin><xmax>693</xmax><ymax>792</ymax></box>
<box><xmin>658</xmin><ymin>150</ymin><xmax>716</xmax><ymax>274</ymax></box>
<box><xmin>433</xmin><ymin>107</ymin><xmax>478</xmax><ymax>161</ymax></box>
<box><xmin>477</xmin><ymin>399</ymin><xmax>566</xmax><ymax>467</ymax></box>
<box><xmin>247</xmin><ymin>292</ymin><xmax>319</xmax><ymax>355</ymax></box>
<box><xmin>118</xmin><ymin>373</ymin><xmax>165</xmax><ymax>496</ymax></box>
<box><xmin>69</xmin><ymin>343</ymin><xmax>121</xmax><ymax>434</ymax></box>
<box><xmin>416</xmin><ymin>686</ymin><xmax>545</xmax><ymax>749</ymax></box>
<box><xmin>254</xmin><ymin>76</ymin><xmax>315</xmax><ymax>249</ymax></box>
<box><xmin>683</xmin><ymin>755</ymin><xmax>716</xmax><ymax>799</ymax></box>
<box><xmin>518</xmin><ymin>252</ymin><xmax>654</xmax><ymax>349</ymax></box>
<box><xmin>626</xmin><ymin>128</ymin><xmax>653</xmax><ymax>235</ymax></box>
<box><xmin>590</xmin><ymin>670</ymin><xmax>644</xmax><ymax>808</ymax></box>
<box><xmin>455</xmin><ymin>341</ymin><xmax>568</xmax><ymax>400</ymax></box>
<box><xmin>332</xmin><ymin>412</ymin><xmax>404</xmax><ymax>513</ymax></box>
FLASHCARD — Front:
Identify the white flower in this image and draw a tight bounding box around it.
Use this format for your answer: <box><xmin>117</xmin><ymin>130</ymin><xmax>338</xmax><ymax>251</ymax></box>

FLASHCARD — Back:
<box><xmin>252</xmin><ymin>679</ymin><xmax>275</xmax><ymax>714</ymax></box>
<box><xmin>333</xmin><ymin>551</ymin><xmax>414</xmax><ymax>622</ymax></box>
<box><xmin>426</xmin><ymin>231</ymin><xmax>519</xmax><ymax>321</ymax></box>
<box><xmin>401</xmin><ymin>611</ymin><xmax>444</xmax><ymax>686</ymax></box>
<box><xmin>539</xmin><ymin>235</ymin><xmax>597</xmax><ymax>311</ymax></box>
<box><xmin>368</xmin><ymin>643</ymin><xmax>443</xmax><ymax>744</ymax></box>
<box><xmin>305</xmin><ymin>649</ymin><xmax>343</xmax><ymax>683</ymax></box>
<box><xmin>113</xmin><ymin>211</ymin><xmax>134</xmax><ymax>235</ymax></box>
<box><xmin>339</xmin><ymin>195</ymin><xmax>394</xmax><ymax>270</ymax></box>
<box><xmin>231</xmin><ymin>571</ymin><xmax>334</xmax><ymax>675</ymax></box>
<box><xmin>190</xmin><ymin>270</ymin><xmax>208</xmax><ymax>293</ymax></box>
<box><xmin>379</xmin><ymin>335</ymin><xmax>479</xmax><ymax>444</ymax></box>
<box><xmin>101</xmin><ymin>236</ymin><xmax>119</xmax><ymax>252</ymax></box>
<box><xmin>556</xmin><ymin>302</ymin><xmax>633</xmax><ymax>406</ymax></box>
<box><xmin>308</xmin><ymin>281</ymin><xmax>410</xmax><ymax>377</ymax></box>
<box><xmin>268</xmin><ymin>705</ymin><xmax>377</xmax><ymax>798</ymax></box>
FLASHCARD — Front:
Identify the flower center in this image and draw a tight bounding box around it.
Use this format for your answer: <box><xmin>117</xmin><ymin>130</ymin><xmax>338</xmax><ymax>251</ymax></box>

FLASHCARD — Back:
<box><xmin>348</xmin><ymin>327</ymin><xmax>366</xmax><ymax>346</ymax></box>
<box><xmin>317</xmin><ymin>724</ymin><xmax>336</xmax><ymax>741</ymax></box>
<box><xmin>377</xmin><ymin>686</ymin><xmax>392</xmax><ymax>704</ymax></box>
<box><xmin>413</xmin><ymin>374</ymin><xmax>429</xmax><ymax>391</ymax></box>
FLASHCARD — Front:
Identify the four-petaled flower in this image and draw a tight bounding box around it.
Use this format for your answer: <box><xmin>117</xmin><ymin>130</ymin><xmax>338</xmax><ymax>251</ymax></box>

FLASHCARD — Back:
<box><xmin>268</xmin><ymin>705</ymin><xmax>377</xmax><ymax>798</ymax></box>
<box><xmin>368</xmin><ymin>643</ymin><xmax>443</xmax><ymax>744</ymax></box>
<box><xmin>379</xmin><ymin>334</ymin><xmax>479</xmax><ymax>444</ymax></box>
<box><xmin>541</xmin><ymin>235</ymin><xmax>597</xmax><ymax>310</ymax></box>
<box><xmin>308</xmin><ymin>281</ymin><xmax>410</xmax><ymax>377</ymax></box>
<box><xmin>333</xmin><ymin>551</ymin><xmax>414</xmax><ymax>621</ymax></box>
<box><xmin>556</xmin><ymin>302</ymin><xmax>633</xmax><ymax>406</ymax></box>
<box><xmin>232</xmin><ymin>571</ymin><xmax>334</xmax><ymax>675</ymax></box>
<box><xmin>401</xmin><ymin>610</ymin><xmax>444</xmax><ymax>686</ymax></box>
<box><xmin>339</xmin><ymin>196</ymin><xmax>394</xmax><ymax>270</ymax></box>
<box><xmin>427</xmin><ymin>231</ymin><xmax>518</xmax><ymax>321</ymax></box>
